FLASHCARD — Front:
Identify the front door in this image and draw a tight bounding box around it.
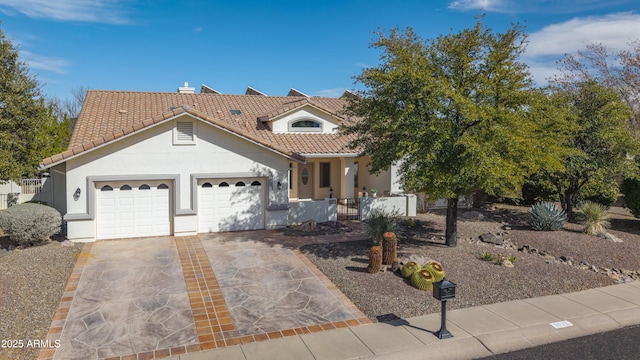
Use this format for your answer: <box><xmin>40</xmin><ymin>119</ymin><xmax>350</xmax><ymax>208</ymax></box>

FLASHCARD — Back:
<box><xmin>298</xmin><ymin>164</ymin><xmax>313</xmax><ymax>199</ymax></box>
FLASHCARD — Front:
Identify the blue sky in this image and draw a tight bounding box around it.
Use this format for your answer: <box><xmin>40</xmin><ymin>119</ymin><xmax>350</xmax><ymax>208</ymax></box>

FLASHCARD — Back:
<box><xmin>1</xmin><ymin>0</ymin><xmax>639</xmax><ymax>101</ymax></box>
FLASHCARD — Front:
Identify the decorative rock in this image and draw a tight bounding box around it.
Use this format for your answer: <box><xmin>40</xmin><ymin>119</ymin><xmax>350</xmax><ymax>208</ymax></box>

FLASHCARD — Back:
<box><xmin>299</xmin><ymin>220</ymin><xmax>318</xmax><ymax>232</ymax></box>
<box><xmin>600</xmin><ymin>232</ymin><xmax>623</xmax><ymax>243</ymax></box>
<box><xmin>462</xmin><ymin>211</ymin><xmax>484</xmax><ymax>220</ymax></box>
<box><xmin>501</xmin><ymin>259</ymin><xmax>514</xmax><ymax>268</ymax></box>
<box><xmin>480</xmin><ymin>233</ymin><xmax>503</xmax><ymax>245</ymax></box>
<box><xmin>391</xmin><ymin>258</ymin><xmax>402</xmax><ymax>273</ymax></box>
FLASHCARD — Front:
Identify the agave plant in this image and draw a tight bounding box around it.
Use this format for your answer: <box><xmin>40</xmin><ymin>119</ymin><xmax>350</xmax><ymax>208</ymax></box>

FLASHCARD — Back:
<box><xmin>577</xmin><ymin>201</ymin><xmax>610</xmax><ymax>235</ymax></box>
<box><xmin>528</xmin><ymin>202</ymin><xmax>567</xmax><ymax>231</ymax></box>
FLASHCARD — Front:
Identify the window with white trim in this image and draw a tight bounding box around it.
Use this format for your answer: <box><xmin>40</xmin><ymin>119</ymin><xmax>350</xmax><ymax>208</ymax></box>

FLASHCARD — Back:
<box><xmin>173</xmin><ymin>120</ymin><xmax>196</xmax><ymax>145</ymax></box>
<box><xmin>288</xmin><ymin>119</ymin><xmax>323</xmax><ymax>132</ymax></box>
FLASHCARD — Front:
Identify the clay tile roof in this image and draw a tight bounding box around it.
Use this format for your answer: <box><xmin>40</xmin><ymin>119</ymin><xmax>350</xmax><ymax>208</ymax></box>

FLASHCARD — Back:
<box><xmin>41</xmin><ymin>90</ymin><xmax>358</xmax><ymax>167</ymax></box>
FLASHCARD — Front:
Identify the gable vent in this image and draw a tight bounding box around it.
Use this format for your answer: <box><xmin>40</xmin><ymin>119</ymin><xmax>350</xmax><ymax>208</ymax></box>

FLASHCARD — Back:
<box><xmin>176</xmin><ymin>121</ymin><xmax>194</xmax><ymax>142</ymax></box>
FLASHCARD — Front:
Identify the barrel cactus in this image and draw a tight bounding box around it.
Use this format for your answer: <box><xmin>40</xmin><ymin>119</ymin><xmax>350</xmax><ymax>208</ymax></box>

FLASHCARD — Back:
<box><xmin>367</xmin><ymin>246</ymin><xmax>383</xmax><ymax>273</ymax></box>
<box><xmin>382</xmin><ymin>231</ymin><xmax>397</xmax><ymax>265</ymax></box>
<box><xmin>411</xmin><ymin>269</ymin><xmax>435</xmax><ymax>291</ymax></box>
<box><xmin>401</xmin><ymin>261</ymin><xmax>421</xmax><ymax>278</ymax></box>
<box><xmin>423</xmin><ymin>261</ymin><xmax>445</xmax><ymax>282</ymax></box>
<box><xmin>528</xmin><ymin>202</ymin><xmax>567</xmax><ymax>231</ymax></box>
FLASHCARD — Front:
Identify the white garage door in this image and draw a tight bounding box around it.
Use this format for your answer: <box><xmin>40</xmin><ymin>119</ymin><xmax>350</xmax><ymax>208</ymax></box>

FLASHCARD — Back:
<box><xmin>96</xmin><ymin>181</ymin><xmax>171</xmax><ymax>240</ymax></box>
<box><xmin>198</xmin><ymin>179</ymin><xmax>264</xmax><ymax>232</ymax></box>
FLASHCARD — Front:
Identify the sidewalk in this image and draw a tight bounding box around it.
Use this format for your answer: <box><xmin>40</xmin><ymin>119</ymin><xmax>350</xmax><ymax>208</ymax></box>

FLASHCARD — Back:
<box><xmin>169</xmin><ymin>281</ymin><xmax>640</xmax><ymax>360</ymax></box>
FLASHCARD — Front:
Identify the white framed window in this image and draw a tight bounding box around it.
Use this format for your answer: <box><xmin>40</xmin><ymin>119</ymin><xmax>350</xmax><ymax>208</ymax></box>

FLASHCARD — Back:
<box><xmin>173</xmin><ymin>120</ymin><xmax>196</xmax><ymax>145</ymax></box>
<box><xmin>288</xmin><ymin>119</ymin><xmax>323</xmax><ymax>132</ymax></box>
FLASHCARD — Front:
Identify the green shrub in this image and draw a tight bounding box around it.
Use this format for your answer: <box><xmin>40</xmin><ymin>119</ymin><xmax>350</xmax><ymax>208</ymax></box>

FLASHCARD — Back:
<box><xmin>363</xmin><ymin>208</ymin><xmax>402</xmax><ymax>245</ymax></box>
<box><xmin>528</xmin><ymin>202</ymin><xmax>567</xmax><ymax>231</ymax></box>
<box><xmin>0</xmin><ymin>203</ymin><xmax>62</xmax><ymax>246</ymax></box>
<box><xmin>577</xmin><ymin>179</ymin><xmax>618</xmax><ymax>207</ymax></box>
<box><xmin>577</xmin><ymin>201</ymin><xmax>610</xmax><ymax>235</ymax></box>
<box><xmin>621</xmin><ymin>178</ymin><xmax>640</xmax><ymax>217</ymax></box>
<box><xmin>480</xmin><ymin>251</ymin><xmax>495</xmax><ymax>261</ymax></box>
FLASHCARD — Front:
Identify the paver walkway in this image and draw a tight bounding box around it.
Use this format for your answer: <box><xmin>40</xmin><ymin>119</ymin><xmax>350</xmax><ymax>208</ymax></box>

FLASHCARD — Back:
<box><xmin>40</xmin><ymin>229</ymin><xmax>370</xmax><ymax>360</ymax></box>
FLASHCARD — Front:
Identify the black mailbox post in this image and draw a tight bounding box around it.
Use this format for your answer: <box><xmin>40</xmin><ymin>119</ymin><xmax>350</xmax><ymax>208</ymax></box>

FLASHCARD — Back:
<box><xmin>433</xmin><ymin>279</ymin><xmax>456</xmax><ymax>339</ymax></box>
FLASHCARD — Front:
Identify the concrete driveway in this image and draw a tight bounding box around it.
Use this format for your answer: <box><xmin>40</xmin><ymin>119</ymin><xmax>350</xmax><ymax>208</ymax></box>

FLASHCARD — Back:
<box><xmin>41</xmin><ymin>231</ymin><xmax>369</xmax><ymax>360</ymax></box>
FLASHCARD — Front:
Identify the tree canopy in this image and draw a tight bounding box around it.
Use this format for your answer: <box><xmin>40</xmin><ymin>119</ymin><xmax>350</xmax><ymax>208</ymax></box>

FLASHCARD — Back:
<box><xmin>0</xmin><ymin>27</ymin><xmax>62</xmax><ymax>181</ymax></box>
<box><xmin>542</xmin><ymin>80</ymin><xmax>637</xmax><ymax>217</ymax></box>
<box><xmin>343</xmin><ymin>21</ymin><xmax>564</xmax><ymax>246</ymax></box>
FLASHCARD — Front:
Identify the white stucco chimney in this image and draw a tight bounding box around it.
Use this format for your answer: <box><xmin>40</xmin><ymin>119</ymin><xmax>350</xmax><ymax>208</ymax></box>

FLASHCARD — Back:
<box><xmin>178</xmin><ymin>82</ymin><xmax>195</xmax><ymax>94</ymax></box>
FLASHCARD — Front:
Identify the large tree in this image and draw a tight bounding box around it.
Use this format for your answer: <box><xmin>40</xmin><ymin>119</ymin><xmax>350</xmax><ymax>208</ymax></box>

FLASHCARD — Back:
<box><xmin>0</xmin><ymin>27</ymin><xmax>59</xmax><ymax>181</ymax></box>
<box><xmin>343</xmin><ymin>21</ymin><xmax>565</xmax><ymax>246</ymax></box>
<box><xmin>543</xmin><ymin>80</ymin><xmax>637</xmax><ymax>217</ymax></box>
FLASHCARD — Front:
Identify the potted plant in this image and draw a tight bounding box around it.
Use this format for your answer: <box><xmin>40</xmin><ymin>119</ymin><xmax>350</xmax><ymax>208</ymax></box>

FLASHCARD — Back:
<box><xmin>370</xmin><ymin>189</ymin><xmax>378</xmax><ymax>197</ymax></box>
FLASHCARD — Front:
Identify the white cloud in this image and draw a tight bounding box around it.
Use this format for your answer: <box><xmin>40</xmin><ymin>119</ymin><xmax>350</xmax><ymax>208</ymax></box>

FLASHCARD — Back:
<box><xmin>0</xmin><ymin>0</ymin><xmax>129</xmax><ymax>24</ymax></box>
<box><xmin>193</xmin><ymin>26</ymin><xmax>204</xmax><ymax>33</ymax></box>
<box><xmin>21</xmin><ymin>51</ymin><xmax>68</xmax><ymax>74</ymax></box>
<box><xmin>523</xmin><ymin>12</ymin><xmax>640</xmax><ymax>84</ymax></box>
<box><xmin>526</xmin><ymin>13</ymin><xmax>640</xmax><ymax>56</ymax></box>
<box><xmin>313</xmin><ymin>88</ymin><xmax>348</xmax><ymax>98</ymax></box>
<box><xmin>448</xmin><ymin>0</ymin><xmax>509</xmax><ymax>12</ymax></box>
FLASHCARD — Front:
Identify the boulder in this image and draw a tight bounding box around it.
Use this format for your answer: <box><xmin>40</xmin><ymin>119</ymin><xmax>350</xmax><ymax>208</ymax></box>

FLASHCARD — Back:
<box><xmin>480</xmin><ymin>233</ymin><xmax>503</xmax><ymax>245</ymax></box>
<box><xmin>462</xmin><ymin>211</ymin><xmax>484</xmax><ymax>220</ymax></box>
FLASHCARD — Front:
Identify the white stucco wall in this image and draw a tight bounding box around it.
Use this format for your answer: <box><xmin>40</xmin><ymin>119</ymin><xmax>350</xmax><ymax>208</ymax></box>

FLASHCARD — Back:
<box><xmin>270</xmin><ymin>106</ymin><xmax>340</xmax><ymax>134</ymax></box>
<box><xmin>63</xmin><ymin>114</ymin><xmax>292</xmax><ymax>241</ymax></box>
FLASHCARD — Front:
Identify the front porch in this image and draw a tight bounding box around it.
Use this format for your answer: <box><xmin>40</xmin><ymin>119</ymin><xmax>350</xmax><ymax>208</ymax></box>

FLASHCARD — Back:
<box><xmin>287</xmin><ymin>156</ymin><xmax>401</xmax><ymax>201</ymax></box>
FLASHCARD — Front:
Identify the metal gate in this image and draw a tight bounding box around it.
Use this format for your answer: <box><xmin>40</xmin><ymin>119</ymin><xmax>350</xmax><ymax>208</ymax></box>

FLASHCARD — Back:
<box><xmin>337</xmin><ymin>198</ymin><xmax>360</xmax><ymax>221</ymax></box>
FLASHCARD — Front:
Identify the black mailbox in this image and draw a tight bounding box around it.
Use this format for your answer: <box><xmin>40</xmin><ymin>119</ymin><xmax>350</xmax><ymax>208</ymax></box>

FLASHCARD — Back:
<box><xmin>433</xmin><ymin>279</ymin><xmax>456</xmax><ymax>301</ymax></box>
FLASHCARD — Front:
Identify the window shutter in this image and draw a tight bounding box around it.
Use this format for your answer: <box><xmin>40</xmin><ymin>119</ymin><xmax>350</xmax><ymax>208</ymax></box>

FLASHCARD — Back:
<box><xmin>176</xmin><ymin>121</ymin><xmax>194</xmax><ymax>142</ymax></box>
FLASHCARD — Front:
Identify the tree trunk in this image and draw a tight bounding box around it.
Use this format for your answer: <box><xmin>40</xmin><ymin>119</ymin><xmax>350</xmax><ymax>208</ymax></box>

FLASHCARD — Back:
<box><xmin>445</xmin><ymin>197</ymin><xmax>458</xmax><ymax>247</ymax></box>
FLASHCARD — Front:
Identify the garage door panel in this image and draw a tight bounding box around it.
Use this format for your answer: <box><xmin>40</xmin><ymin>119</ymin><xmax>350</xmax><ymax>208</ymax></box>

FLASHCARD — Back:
<box><xmin>198</xmin><ymin>178</ymin><xmax>264</xmax><ymax>233</ymax></box>
<box><xmin>97</xmin><ymin>182</ymin><xmax>171</xmax><ymax>240</ymax></box>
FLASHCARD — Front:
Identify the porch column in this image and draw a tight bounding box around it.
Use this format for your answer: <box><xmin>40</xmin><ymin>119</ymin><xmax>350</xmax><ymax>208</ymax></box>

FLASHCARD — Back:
<box><xmin>340</xmin><ymin>157</ymin><xmax>355</xmax><ymax>198</ymax></box>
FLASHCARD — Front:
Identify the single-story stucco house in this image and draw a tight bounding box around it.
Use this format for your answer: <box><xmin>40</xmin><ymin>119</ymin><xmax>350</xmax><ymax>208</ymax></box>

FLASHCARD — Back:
<box><xmin>40</xmin><ymin>83</ymin><xmax>412</xmax><ymax>242</ymax></box>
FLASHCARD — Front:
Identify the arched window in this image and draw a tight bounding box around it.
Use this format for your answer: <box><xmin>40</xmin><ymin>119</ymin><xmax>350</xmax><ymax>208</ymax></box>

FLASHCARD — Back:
<box><xmin>120</xmin><ymin>185</ymin><xmax>132</xmax><ymax>190</ymax></box>
<box><xmin>251</xmin><ymin>181</ymin><xmax>261</xmax><ymax>186</ymax></box>
<box><xmin>219</xmin><ymin>182</ymin><xmax>229</xmax><ymax>187</ymax></box>
<box><xmin>139</xmin><ymin>184</ymin><xmax>150</xmax><ymax>190</ymax></box>
<box><xmin>158</xmin><ymin>184</ymin><xmax>169</xmax><ymax>189</ymax></box>
<box><xmin>101</xmin><ymin>185</ymin><xmax>113</xmax><ymax>191</ymax></box>
<box><xmin>291</xmin><ymin>120</ymin><xmax>321</xmax><ymax>128</ymax></box>
<box><xmin>289</xmin><ymin>119</ymin><xmax>323</xmax><ymax>132</ymax></box>
<box><xmin>202</xmin><ymin>182</ymin><xmax>213</xmax><ymax>188</ymax></box>
<box><xmin>235</xmin><ymin>181</ymin><xmax>245</xmax><ymax>187</ymax></box>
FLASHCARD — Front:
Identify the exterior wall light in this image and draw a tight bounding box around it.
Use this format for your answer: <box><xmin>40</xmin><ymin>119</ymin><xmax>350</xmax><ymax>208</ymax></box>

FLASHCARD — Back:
<box><xmin>329</xmin><ymin>187</ymin><xmax>333</xmax><ymax>198</ymax></box>
<box><xmin>433</xmin><ymin>278</ymin><xmax>457</xmax><ymax>339</ymax></box>
<box><xmin>73</xmin><ymin>187</ymin><xmax>81</xmax><ymax>201</ymax></box>
<box><xmin>362</xmin><ymin>186</ymin><xmax>366</xmax><ymax>196</ymax></box>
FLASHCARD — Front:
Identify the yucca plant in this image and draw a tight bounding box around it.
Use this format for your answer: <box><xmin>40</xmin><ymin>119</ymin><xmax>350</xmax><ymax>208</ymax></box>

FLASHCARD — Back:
<box><xmin>528</xmin><ymin>202</ymin><xmax>567</xmax><ymax>231</ymax></box>
<box><xmin>577</xmin><ymin>201</ymin><xmax>610</xmax><ymax>235</ymax></box>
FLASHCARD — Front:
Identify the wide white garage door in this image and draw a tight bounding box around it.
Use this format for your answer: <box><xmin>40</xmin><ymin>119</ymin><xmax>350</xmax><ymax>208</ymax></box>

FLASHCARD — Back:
<box><xmin>96</xmin><ymin>181</ymin><xmax>171</xmax><ymax>240</ymax></box>
<box><xmin>198</xmin><ymin>179</ymin><xmax>264</xmax><ymax>232</ymax></box>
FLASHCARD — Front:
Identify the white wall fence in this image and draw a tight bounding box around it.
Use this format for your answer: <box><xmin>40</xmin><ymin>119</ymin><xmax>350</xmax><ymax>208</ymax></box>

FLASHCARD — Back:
<box><xmin>288</xmin><ymin>198</ymin><xmax>337</xmax><ymax>225</ymax></box>
<box><xmin>0</xmin><ymin>178</ymin><xmax>52</xmax><ymax>210</ymax></box>
<box><xmin>359</xmin><ymin>194</ymin><xmax>417</xmax><ymax>220</ymax></box>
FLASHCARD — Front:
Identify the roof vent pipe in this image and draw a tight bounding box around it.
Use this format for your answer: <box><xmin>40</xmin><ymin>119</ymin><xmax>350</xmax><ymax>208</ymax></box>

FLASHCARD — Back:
<box><xmin>178</xmin><ymin>81</ymin><xmax>195</xmax><ymax>94</ymax></box>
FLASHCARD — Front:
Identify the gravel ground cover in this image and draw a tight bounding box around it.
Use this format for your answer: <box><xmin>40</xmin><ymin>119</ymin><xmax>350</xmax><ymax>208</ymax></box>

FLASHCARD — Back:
<box><xmin>300</xmin><ymin>204</ymin><xmax>636</xmax><ymax>322</ymax></box>
<box><xmin>0</xmin><ymin>232</ymin><xmax>82</xmax><ymax>360</ymax></box>
<box><xmin>0</xmin><ymin>203</ymin><xmax>638</xmax><ymax>359</ymax></box>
